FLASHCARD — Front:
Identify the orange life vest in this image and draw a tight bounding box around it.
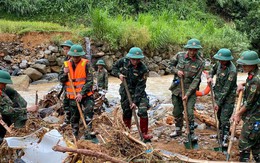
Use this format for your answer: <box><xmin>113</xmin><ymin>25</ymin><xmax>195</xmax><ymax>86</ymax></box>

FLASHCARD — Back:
<box><xmin>64</xmin><ymin>59</ymin><xmax>93</xmax><ymax>99</ymax></box>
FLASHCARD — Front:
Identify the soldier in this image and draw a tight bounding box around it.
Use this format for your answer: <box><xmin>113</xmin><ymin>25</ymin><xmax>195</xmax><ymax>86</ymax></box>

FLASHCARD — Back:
<box><xmin>58</xmin><ymin>44</ymin><xmax>95</xmax><ymax>142</ymax></box>
<box><xmin>169</xmin><ymin>38</ymin><xmax>204</xmax><ymax>141</ymax></box>
<box><xmin>207</xmin><ymin>48</ymin><xmax>237</xmax><ymax>147</ymax></box>
<box><xmin>0</xmin><ymin>70</ymin><xmax>38</xmax><ymax>144</ymax></box>
<box><xmin>94</xmin><ymin>59</ymin><xmax>109</xmax><ymax>107</ymax></box>
<box><xmin>233</xmin><ymin>50</ymin><xmax>260</xmax><ymax>162</ymax></box>
<box><xmin>59</xmin><ymin>40</ymin><xmax>74</xmax><ymax>127</ymax></box>
<box><xmin>111</xmin><ymin>47</ymin><xmax>153</xmax><ymax>140</ymax></box>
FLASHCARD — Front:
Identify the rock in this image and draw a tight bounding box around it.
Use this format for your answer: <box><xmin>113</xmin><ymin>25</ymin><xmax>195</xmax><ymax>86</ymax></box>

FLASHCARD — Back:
<box><xmin>11</xmin><ymin>75</ymin><xmax>31</xmax><ymax>90</ymax></box>
<box><xmin>149</xmin><ymin>71</ymin><xmax>160</xmax><ymax>77</ymax></box>
<box><xmin>103</xmin><ymin>55</ymin><xmax>113</xmax><ymax>71</ymax></box>
<box><xmin>35</xmin><ymin>59</ymin><xmax>50</xmax><ymax>66</ymax></box>
<box><xmin>19</xmin><ymin>60</ymin><xmax>28</xmax><ymax>69</ymax></box>
<box><xmin>50</xmin><ymin>66</ymin><xmax>61</xmax><ymax>73</ymax></box>
<box><xmin>23</xmin><ymin>67</ymin><xmax>43</xmax><ymax>81</ymax></box>
<box><xmin>158</xmin><ymin>70</ymin><xmax>165</xmax><ymax>76</ymax></box>
<box><xmin>31</xmin><ymin>79</ymin><xmax>49</xmax><ymax>84</ymax></box>
<box><xmin>32</xmin><ymin>63</ymin><xmax>47</xmax><ymax>74</ymax></box>
<box><xmin>151</xmin><ymin>136</ymin><xmax>159</xmax><ymax>142</ymax></box>
<box><xmin>4</xmin><ymin>55</ymin><xmax>13</xmax><ymax>63</ymax></box>
<box><xmin>153</xmin><ymin>56</ymin><xmax>162</xmax><ymax>63</ymax></box>
<box><xmin>56</xmin><ymin>57</ymin><xmax>64</xmax><ymax>66</ymax></box>
<box><xmin>44</xmin><ymin>50</ymin><xmax>52</xmax><ymax>55</ymax></box>
<box><xmin>43</xmin><ymin>116</ymin><xmax>60</xmax><ymax>124</ymax></box>
<box><xmin>48</xmin><ymin>45</ymin><xmax>58</xmax><ymax>53</ymax></box>
<box><xmin>41</xmin><ymin>73</ymin><xmax>59</xmax><ymax>81</ymax></box>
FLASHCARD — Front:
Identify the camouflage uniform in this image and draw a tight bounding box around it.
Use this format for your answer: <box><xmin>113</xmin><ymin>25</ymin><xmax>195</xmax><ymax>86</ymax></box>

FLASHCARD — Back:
<box><xmin>59</xmin><ymin>45</ymin><xmax>94</xmax><ymax>140</ymax></box>
<box><xmin>239</xmin><ymin>68</ymin><xmax>260</xmax><ymax>162</ymax></box>
<box><xmin>95</xmin><ymin>68</ymin><xmax>108</xmax><ymax>90</ymax></box>
<box><xmin>209</xmin><ymin>61</ymin><xmax>237</xmax><ymax>145</ymax></box>
<box><xmin>169</xmin><ymin>51</ymin><xmax>204</xmax><ymax>138</ymax></box>
<box><xmin>0</xmin><ymin>86</ymin><xmax>28</xmax><ymax>143</ymax></box>
<box><xmin>112</xmin><ymin>47</ymin><xmax>152</xmax><ymax>140</ymax></box>
<box><xmin>112</xmin><ymin>57</ymin><xmax>149</xmax><ymax>119</ymax></box>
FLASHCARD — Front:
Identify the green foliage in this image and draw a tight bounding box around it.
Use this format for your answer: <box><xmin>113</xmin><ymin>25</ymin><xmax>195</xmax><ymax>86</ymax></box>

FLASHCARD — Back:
<box><xmin>0</xmin><ymin>20</ymin><xmax>68</xmax><ymax>34</ymax></box>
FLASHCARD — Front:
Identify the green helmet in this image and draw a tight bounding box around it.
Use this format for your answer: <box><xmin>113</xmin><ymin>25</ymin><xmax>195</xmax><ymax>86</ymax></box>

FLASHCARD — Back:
<box><xmin>68</xmin><ymin>44</ymin><xmax>85</xmax><ymax>56</ymax></box>
<box><xmin>96</xmin><ymin>59</ymin><xmax>106</xmax><ymax>66</ymax></box>
<box><xmin>126</xmin><ymin>47</ymin><xmax>144</xmax><ymax>59</ymax></box>
<box><xmin>184</xmin><ymin>38</ymin><xmax>202</xmax><ymax>49</ymax></box>
<box><xmin>0</xmin><ymin>70</ymin><xmax>13</xmax><ymax>84</ymax></box>
<box><xmin>213</xmin><ymin>48</ymin><xmax>233</xmax><ymax>61</ymax></box>
<box><xmin>60</xmin><ymin>40</ymin><xmax>74</xmax><ymax>48</ymax></box>
<box><xmin>237</xmin><ymin>50</ymin><xmax>260</xmax><ymax>65</ymax></box>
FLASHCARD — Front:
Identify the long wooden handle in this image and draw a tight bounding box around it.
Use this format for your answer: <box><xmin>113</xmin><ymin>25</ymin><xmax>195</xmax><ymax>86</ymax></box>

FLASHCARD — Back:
<box><xmin>180</xmin><ymin>77</ymin><xmax>190</xmax><ymax>134</ymax></box>
<box><xmin>209</xmin><ymin>84</ymin><xmax>220</xmax><ymax>143</ymax></box>
<box><xmin>227</xmin><ymin>91</ymin><xmax>243</xmax><ymax>157</ymax></box>
<box><xmin>68</xmin><ymin>73</ymin><xmax>88</xmax><ymax>129</ymax></box>
<box><xmin>123</xmin><ymin>78</ymin><xmax>143</xmax><ymax>140</ymax></box>
<box><xmin>0</xmin><ymin>119</ymin><xmax>12</xmax><ymax>134</ymax></box>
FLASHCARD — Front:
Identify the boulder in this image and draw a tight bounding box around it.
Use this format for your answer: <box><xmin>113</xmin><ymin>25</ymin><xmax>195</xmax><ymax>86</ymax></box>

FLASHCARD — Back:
<box><xmin>10</xmin><ymin>75</ymin><xmax>30</xmax><ymax>90</ymax></box>
<box><xmin>32</xmin><ymin>63</ymin><xmax>47</xmax><ymax>74</ymax></box>
<box><xmin>23</xmin><ymin>67</ymin><xmax>43</xmax><ymax>81</ymax></box>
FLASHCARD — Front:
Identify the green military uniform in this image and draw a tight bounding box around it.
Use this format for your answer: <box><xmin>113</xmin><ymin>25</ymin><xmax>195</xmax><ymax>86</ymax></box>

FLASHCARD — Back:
<box><xmin>0</xmin><ymin>72</ymin><xmax>28</xmax><ymax>144</ymax></box>
<box><xmin>59</xmin><ymin>40</ymin><xmax>74</xmax><ymax>126</ymax></box>
<box><xmin>58</xmin><ymin>45</ymin><xmax>95</xmax><ymax>141</ymax></box>
<box><xmin>111</xmin><ymin>47</ymin><xmax>152</xmax><ymax>140</ymax></box>
<box><xmin>209</xmin><ymin>48</ymin><xmax>237</xmax><ymax>147</ymax></box>
<box><xmin>236</xmin><ymin>50</ymin><xmax>260</xmax><ymax>162</ymax></box>
<box><xmin>169</xmin><ymin>39</ymin><xmax>204</xmax><ymax>140</ymax></box>
<box><xmin>95</xmin><ymin>60</ymin><xmax>108</xmax><ymax>90</ymax></box>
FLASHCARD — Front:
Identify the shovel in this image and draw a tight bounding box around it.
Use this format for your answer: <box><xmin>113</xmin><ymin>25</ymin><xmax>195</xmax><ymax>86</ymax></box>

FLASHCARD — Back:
<box><xmin>226</xmin><ymin>90</ymin><xmax>243</xmax><ymax>161</ymax></box>
<box><xmin>180</xmin><ymin>77</ymin><xmax>198</xmax><ymax>149</ymax></box>
<box><xmin>210</xmin><ymin>84</ymin><xmax>225</xmax><ymax>152</ymax></box>
<box><xmin>123</xmin><ymin>78</ymin><xmax>144</xmax><ymax>141</ymax></box>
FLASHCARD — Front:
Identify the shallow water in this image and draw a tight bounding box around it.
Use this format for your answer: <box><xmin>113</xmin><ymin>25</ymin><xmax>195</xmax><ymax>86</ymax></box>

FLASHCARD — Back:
<box><xmin>18</xmin><ymin>73</ymin><xmax>248</xmax><ymax>107</ymax></box>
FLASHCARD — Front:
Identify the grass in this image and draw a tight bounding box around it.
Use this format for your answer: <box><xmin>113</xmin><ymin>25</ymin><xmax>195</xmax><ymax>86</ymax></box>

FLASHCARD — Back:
<box><xmin>0</xmin><ymin>19</ymin><xmax>68</xmax><ymax>34</ymax></box>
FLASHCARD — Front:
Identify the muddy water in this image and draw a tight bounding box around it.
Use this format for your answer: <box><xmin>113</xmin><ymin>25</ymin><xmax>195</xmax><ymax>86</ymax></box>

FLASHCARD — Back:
<box><xmin>18</xmin><ymin>73</ymin><xmax>248</xmax><ymax>106</ymax></box>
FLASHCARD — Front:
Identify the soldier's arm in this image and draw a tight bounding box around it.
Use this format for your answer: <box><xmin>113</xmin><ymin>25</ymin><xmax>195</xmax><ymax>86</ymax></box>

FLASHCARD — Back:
<box><xmin>104</xmin><ymin>70</ymin><xmax>108</xmax><ymax>90</ymax></box>
<box><xmin>169</xmin><ymin>53</ymin><xmax>179</xmax><ymax>74</ymax></box>
<box><xmin>81</xmin><ymin>63</ymin><xmax>94</xmax><ymax>95</ymax></box>
<box><xmin>58</xmin><ymin>65</ymin><xmax>68</xmax><ymax>83</ymax></box>
<box><xmin>111</xmin><ymin>58</ymin><xmax>124</xmax><ymax>77</ymax></box>
<box><xmin>243</xmin><ymin>82</ymin><xmax>260</xmax><ymax>110</ymax></box>
<box><xmin>186</xmin><ymin>63</ymin><xmax>205</xmax><ymax>97</ymax></box>
<box><xmin>5</xmin><ymin>86</ymin><xmax>27</xmax><ymax>108</ymax></box>
<box><xmin>208</xmin><ymin>63</ymin><xmax>218</xmax><ymax>78</ymax></box>
<box><xmin>215</xmin><ymin>71</ymin><xmax>237</xmax><ymax>106</ymax></box>
<box><xmin>133</xmin><ymin>70</ymin><xmax>148</xmax><ymax>104</ymax></box>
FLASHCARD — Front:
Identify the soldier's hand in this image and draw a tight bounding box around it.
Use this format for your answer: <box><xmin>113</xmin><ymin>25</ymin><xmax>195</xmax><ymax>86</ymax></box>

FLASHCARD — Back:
<box><xmin>177</xmin><ymin>70</ymin><xmax>184</xmax><ymax>77</ymax></box>
<box><xmin>130</xmin><ymin>103</ymin><xmax>137</xmax><ymax>110</ymax></box>
<box><xmin>75</xmin><ymin>93</ymin><xmax>83</xmax><ymax>102</ymax></box>
<box><xmin>214</xmin><ymin>105</ymin><xmax>219</xmax><ymax>111</ymax></box>
<box><xmin>182</xmin><ymin>95</ymin><xmax>188</xmax><ymax>101</ymax></box>
<box><xmin>64</xmin><ymin>67</ymin><xmax>69</xmax><ymax>74</ymax></box>
<box><xmin>207</xmin><ymin>77</ymin><xmax>213</xmax><ymax>85</ymax></box>
<box><xmin>27</xmin><ymin>105</ymin><xmax>39</xmax><ymax>112</ymax></box>
<box><xmin>237</xmin><ymin>83</ymin><xmax>245</xmax><ymax>94</ymax></box>
<box><xmin>119</xmin><ymin>74</ymin><xmax>125</xmax><ymax>81</ymax></box>
<box><xmin>232</xmin><ymin>114</ymin><xmax>241</xmax><ymax>125</ymax></box>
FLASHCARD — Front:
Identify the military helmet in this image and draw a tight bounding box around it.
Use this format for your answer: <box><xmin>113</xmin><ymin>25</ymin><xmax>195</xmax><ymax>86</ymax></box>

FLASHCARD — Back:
<box><xmin>60</xmin><ymin>40</ymin><xmax>74</xmax><ymax>48</ymax></box>
<box><xmin>68</xmin><ymin>44</ymin><xmax>85</xmax><ymax>56</ymax></box>
<box><xmin>126</xmin><ymin>47</ymin><xmax>144</xmax><ymax>59</ymax></box>
<box><xmin>184</xmin><ymin>38</ymin><xmax>202</xmax><ymax>49</ymax></box>
<box><xmin>213</xmin><ymin>48</ymin><xmax>233</xmax><ymax>61</ymax></box>
<box><xmin>0</xmin><ymin>70</ymin><xmax>13</xmax><ymax>84</ymax></box>
<box><xmin>96</xmin><ymin>59</ymin><xmax>106</xmax><ymax>66</ymax></box>
<box><xmin>237</xmin><ymin>50</ymin><xmax>260</xmax><ymax>65</ymax></box>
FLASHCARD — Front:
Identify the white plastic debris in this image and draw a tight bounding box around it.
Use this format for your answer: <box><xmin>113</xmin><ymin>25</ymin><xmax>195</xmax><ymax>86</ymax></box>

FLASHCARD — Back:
<box><xmin>5</xmin><ymin>128</ymin><xmax>68</xmax><ymax>163</ymax></box>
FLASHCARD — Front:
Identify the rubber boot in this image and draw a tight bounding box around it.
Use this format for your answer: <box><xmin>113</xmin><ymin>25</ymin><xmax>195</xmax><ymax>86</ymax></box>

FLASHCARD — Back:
<box><xmin>222</xmin><ymin>125</ymin><xmax>230</xmax><ymax>147</ymax></box>
<box><xmin>140</xmin><ymin>118</ymin><xmax>153</xmax><ymax>140</ymax></box>
<box><xmin>123</xmin><ymin>117</ymin><xmax>132</xmax><ymax>129</ymax></box>
<box><xmin>239</xmin><ymin>150</ymin><xmax>250</xmax><ymax>162</ymax></box>
<box><xmin>170</xmin><ymin>117</ymin><xmax>183</xmax><ymax>138</ymax></box>
<box><xmin>189</xmin><ymin>121</ymin><xmax>198</xmax><ymax>142</ymax></box>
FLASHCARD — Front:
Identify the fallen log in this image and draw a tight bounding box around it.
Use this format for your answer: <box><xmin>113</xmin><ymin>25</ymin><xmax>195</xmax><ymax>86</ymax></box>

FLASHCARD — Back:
<box><xmin>52</xmin><ymin>145</ymin><xmax>126</xmax><ymax>163</ymax></box>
